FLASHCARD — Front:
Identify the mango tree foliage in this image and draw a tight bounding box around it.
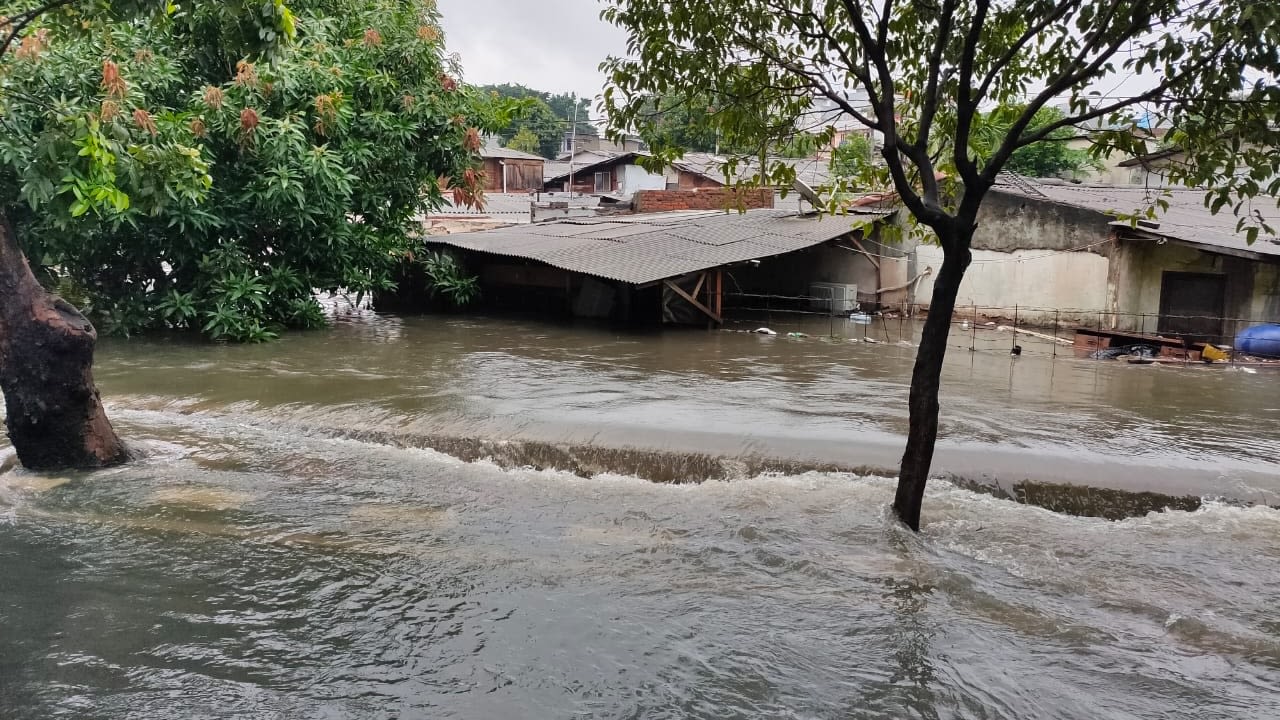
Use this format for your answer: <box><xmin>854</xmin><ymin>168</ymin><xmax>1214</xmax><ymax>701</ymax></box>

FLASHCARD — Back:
<box><xmin>601</xmin><ymin>0</ymin><xmax>1280</xmax><ymax>530</ymax></box>
<box><xmin>2</xmin><ymin>0</ymin><xmax>500</xmax><ymax>341</ymax></box>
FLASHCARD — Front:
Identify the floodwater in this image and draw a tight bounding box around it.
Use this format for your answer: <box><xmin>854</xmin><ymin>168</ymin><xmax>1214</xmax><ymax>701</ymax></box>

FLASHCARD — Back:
<box><xmin>2</xmin><ymin>309</ymin><xmax>1278</xmax><ymax>718</ymax></box>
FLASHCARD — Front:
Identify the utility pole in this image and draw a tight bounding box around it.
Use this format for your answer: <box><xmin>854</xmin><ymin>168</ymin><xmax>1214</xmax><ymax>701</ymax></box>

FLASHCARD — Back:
<box><xmin>567</xmin><ymin>95</ymin><xmax>578</xmax><ymax>195</ymax></box>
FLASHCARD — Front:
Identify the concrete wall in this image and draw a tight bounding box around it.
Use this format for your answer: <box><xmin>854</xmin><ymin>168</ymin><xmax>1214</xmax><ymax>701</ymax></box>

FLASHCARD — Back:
<box><xmin>908</xmin><ymin>189</ymin><xmax>1114</xmax><ymax>325</ymax></box>
<box><xmin>915</xmin><ymin>243</ymin><xmax>1110</xmax><ymax>324</ymax></box>
<box><xmin>1108</xmin><ymin>239</ymin><xmax>1280</xmax><ymax>338</ymax></box>
<box><xmin>618</xmin><ymin>164</ymin><xmax>667</xmax><ymax>197</ymax></box>
<box><xmin>975</xmin><ymin>190</ymin><xmax>1114</xmax><ymax>253</ymax></box>
<box><xmin>632</xmin><ymin>188</ymin><xmax>774</xmax><ymax>213</ymax></box>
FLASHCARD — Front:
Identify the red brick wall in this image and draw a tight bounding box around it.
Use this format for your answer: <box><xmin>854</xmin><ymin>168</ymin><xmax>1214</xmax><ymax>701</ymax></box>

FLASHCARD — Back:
<box><xmin>633</xmin><ymin>188</ymin><xmax>774</xmax><ymax>213</ymax></box>
<box><xmin>676</xmin><ymin>171</ymin><xmax>724</xmax><ymax>189</ymax></box>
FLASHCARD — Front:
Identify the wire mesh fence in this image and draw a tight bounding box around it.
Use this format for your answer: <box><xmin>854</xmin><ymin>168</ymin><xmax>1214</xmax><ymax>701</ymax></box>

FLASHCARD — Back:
<box><xmin>721</xmin><ymin>292</ymin><xmax>1280</xmax><ymax>367</ymax></box>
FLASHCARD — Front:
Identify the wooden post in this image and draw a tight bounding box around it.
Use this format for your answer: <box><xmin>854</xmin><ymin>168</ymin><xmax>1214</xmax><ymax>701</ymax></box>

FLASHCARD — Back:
<box><xmin>715</xmin><ymin>270</ymin><xmax>723</xmax><ymax>320</ymax></box>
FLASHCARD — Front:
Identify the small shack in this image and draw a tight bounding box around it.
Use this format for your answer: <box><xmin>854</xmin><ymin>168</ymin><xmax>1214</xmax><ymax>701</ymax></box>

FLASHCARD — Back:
<box><xmin>481</xmin><ymin>145</ymin><xmax>545</xmax><ymax>194</ymax></box>
<box><xmin>405</xmin><ymin>208</ymin><xmax>896</xmax><ymax>325</ymax></box>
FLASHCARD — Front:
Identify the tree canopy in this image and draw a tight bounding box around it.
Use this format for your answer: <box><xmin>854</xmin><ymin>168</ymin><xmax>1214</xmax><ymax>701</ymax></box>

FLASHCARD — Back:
<box><xmin>481</xmin><ymin>83</ymin><xmax>594</xmax><ymax>158</ymax></box>
<box><xmin>830</xmin><ymin>133</ymin><xmax>874</xmax><ymax>180</ymax></box>
<box><xmin>2</xmin><ymin>0</ymin><xmax>503</xmax><ymax>341</ymax></box>
<box><xmin>979</xmin><ymin>106</ymin><xmax>1098</xmax><ymax>178</ymax></box>
<box><xmin>601</xmin><ymin>0</ymin><xmax>1280</xmax><ymax>529</ymax></box>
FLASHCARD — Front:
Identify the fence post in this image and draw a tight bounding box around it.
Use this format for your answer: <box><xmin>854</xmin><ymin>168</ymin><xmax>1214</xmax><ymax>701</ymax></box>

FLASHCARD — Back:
<box><xmin>1053</xmin><ymin>309</ymin><xmax>1059</xmax><ymax>359</ymax></box>
<box><xmin>971</xmin><ymin>303</ymin><xmax>977</xmax><ymax>351</ymax></box>
<box><xmin>1012</xmin><ymin>304</ymin><xmax>1019</xmax><ymax>353</ymax></box>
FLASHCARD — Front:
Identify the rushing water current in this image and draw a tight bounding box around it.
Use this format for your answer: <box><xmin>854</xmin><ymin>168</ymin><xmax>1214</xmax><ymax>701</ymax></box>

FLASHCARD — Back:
<box><xmin>2</xmin><ymin>310</ymin><xmax>1279</xmax><ymax>718</ymax></box>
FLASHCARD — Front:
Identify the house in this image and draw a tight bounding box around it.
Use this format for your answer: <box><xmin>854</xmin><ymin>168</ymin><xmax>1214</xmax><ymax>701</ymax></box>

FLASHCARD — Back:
<box><xmin>912</xmin><ymin>175</ymin><xmax>1280</xmax><ymax>346</ymax></box>
<box><xmin>543</xmin><ymin>150</ymin><xmax>837</xmax><ymax>202</ymax></box>
<box><xmin>557</xmin><ymin>132</ymin><xmax>646</xmax><ymax>157</ymax></box>
<box><xmin>394</xmin><ymin>201</ymin><xmax>898</xmax><ymax>325</ymax></box>
<box><xmin>671</xmin><ymin>153</ymin><xmax>834</xmax><ymax>191</ymax></box>
<box><xmin>480</xmin><ymin>143</ymin><xmax>545</xmax><ymax>193</ymax></box>
<box><xmin>542</xmin><ymin>151</ymin><xmax>669</xmax><ymax>196</ymax></box>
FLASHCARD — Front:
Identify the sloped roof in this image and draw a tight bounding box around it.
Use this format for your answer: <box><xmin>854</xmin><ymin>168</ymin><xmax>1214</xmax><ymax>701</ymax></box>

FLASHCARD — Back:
<box><xmin>994</xmin><ymin>177</ymin><xmax>1280</xmax><ymax>259</ymax></box>
<box><xmin>543</xmin><ymin>152</ymin><xmax>642</xmax><ymax>184</ymax></box>
<box><xmin>427</xmin><ymin>208</ymin><xmax>891</xmax><ymax>285</ymax></box>
<box><xmin>429</xmin><ymin>193</ymin><xmax>533</xmax><ymax>222</ymax></box>
<box><xmin>481</xmin><ymin>146</ymin><xmax>546</xmax><ymax>161</ymax></box>
<box><xmin>673</xmin><ymin>153</ymin><xmax>833</xmax><ymax>188</ymax></box>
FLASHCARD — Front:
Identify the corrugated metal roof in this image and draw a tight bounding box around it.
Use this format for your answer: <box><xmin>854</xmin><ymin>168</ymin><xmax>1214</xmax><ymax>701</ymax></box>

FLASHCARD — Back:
<box><xmin>427</xmin><ymin>208</ymin><xmax>890</xmax><ymax>285</ymax></box>
<box><xmin>994</xmin><ymin>179</ymin><xmax>1280</xmax><ymax>258</ymax></box>
<box><xmin>481</xmin><ymin>146</ymin><xmax>547</xmax><ymax>161</ymax></box>
<box><xmin>673</xmin><ymin>153</ymin><xmax>833</xmax><ymax>188</ymax></box>
<box><xmin>429</xmin><ymin>193</ymin><xmax>533</xmax><ymax>221</ymax></box>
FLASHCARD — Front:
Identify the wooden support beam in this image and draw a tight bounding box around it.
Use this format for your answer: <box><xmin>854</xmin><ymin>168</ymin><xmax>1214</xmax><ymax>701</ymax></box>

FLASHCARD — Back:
<box><xmin>849</xmin><ymin>237</ymin><xmax>881</xmax><ymax>269</ymax></box>
<box><xmin>664</xmin><ymin>278</ymin><xmax>722</xmax><ymax>324</ymax></box>
<box><xmin>715</xmin><ymin>270</ymin><xmax>723</xmax><ymax>318</ymax></box>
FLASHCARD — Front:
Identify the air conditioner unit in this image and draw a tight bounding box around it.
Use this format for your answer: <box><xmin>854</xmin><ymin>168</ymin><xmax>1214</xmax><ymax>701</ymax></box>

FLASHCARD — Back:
<box><xmin>809</xmin><ymin>282</ymin><xmax>859</xmax><ymax>315</ymax></box>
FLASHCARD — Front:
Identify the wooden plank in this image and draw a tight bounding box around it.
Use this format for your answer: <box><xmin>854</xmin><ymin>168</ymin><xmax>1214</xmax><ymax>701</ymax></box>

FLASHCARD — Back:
<box><xmin>850</xmin><ymin>237</ymin><xmax>881</xmax><ymax>269</ymax></box>
<box><xmin>664</xmin><ymin>279</ymin><xmax>722</xmax><ymax>323</ymax></box>
<box><xmin>715</xmin><ymin>270</ymin><xmax>723</xmax><ymax>317</ymax></box>
<box><xmin>691</xmin><ymin>272</ymin><xmax>707</xmax><ymax>299</ymax></box>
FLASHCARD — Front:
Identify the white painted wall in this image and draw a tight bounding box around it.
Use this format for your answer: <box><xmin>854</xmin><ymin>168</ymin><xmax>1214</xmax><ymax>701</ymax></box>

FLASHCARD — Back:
<box><xmin>618</xmin><ymin>164</ymin><xmax>667</xmax><ymax>197</ymax></box>
<box><xmin>914</xmin><ymin>244</ymin><xmax>1110</xmax><ymax>325</ymax></box>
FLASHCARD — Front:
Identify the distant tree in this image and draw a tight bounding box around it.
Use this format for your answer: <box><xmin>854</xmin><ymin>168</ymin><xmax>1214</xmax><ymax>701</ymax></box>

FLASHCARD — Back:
<box><xmin>975</xmin><ymin>106</ymin><xmax>1097</xmax><ymax>178</ymax></box>
<box><xmin>603</xmin><ymin>0</ymin><xmax>1280</xmax><ymax>531</ymax></box>
<box><xmin>482</xmin><ymin>84</ymin><xmax>561</xmax><ymax>158</ymax></box>
<box><xmin>546</xmin><ymin>93</ymin><xmax>597</xmax><ymax>137</ymax></box>
<box><xmin>506</xmin><ymin>127</ymin><xmax>542</xmax><ymax>154</ymax></box>
<box><xmin>830</xmin><ymin>134</ymin><xmax>874</xmax><ymax>179</ymax></box>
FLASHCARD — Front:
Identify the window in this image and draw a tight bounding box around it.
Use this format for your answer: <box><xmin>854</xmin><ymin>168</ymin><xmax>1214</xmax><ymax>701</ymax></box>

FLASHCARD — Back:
<box><xmin>594</xmin><ymin>171</ymin><xmax>610</xmax><ymax>193</ymax></box>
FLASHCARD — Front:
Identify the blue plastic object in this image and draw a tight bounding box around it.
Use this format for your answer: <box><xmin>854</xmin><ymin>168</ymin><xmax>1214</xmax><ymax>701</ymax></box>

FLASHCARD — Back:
<box><xmin>1235</xmin><ymin>323</ymin><xmax>1280</xmax><ymax>358</ymax></box>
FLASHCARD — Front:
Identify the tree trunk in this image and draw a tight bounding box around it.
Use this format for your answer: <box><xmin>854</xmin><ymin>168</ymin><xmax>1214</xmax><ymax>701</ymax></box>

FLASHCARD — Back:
<box><xmin>894</xmin><ymin>231</ymin><xmax>972</xmax><ymax>531</ymax></box>
<box><xmin>0</xmin><ymin>212</ymin><xmax>127</xmax><ymax>471</ymax></box>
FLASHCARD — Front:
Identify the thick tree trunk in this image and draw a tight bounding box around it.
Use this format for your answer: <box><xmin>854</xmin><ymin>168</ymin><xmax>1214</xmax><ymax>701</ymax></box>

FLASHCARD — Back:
<box><xmin>0</xmin><ymin>212</ymin><xmax>127</xmax><ymax>471</ymax></box>
<box><xmin>894</xmin><ymin>231</ymin><xmax>972</xmax><ymax>531</ymax></box>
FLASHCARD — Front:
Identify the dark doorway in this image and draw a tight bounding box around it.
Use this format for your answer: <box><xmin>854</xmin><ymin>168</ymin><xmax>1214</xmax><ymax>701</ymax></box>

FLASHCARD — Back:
<box><xmin>1157</xmin><ymin>271</ymin><xmax>1226</xmax><ymax>344</ymax></box>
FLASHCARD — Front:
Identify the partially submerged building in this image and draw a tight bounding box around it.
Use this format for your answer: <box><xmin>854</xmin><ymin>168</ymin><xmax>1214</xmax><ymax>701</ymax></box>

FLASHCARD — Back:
<box><xmin>410</xmin><ymin>200</ymin><xmax>897</xmax><ymax>325</ymax></box>
<box><xmin>914</xmin><ymin>175</ymin><xmax>1280</xmax><ymax>344</ymax></box>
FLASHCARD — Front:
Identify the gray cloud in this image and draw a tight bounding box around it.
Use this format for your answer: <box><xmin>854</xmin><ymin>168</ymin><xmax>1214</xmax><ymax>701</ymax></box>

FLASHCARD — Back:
<box><xmin>437</xmin><ymin>0</ymin><xmax>625</xmax><ymax>116</ymax></box>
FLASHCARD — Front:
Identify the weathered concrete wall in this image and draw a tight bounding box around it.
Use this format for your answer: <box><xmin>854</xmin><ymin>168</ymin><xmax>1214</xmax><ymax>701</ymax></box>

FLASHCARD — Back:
<box><xmin>632</xmin><ymin>188</ymin><xmax>774</xmax><ymax>213</ymax></box>
<box><xmin>915</xmin><ymin>242</ymin><xmax>1110</xmax><ymax>325</ymax></box>
<box><xmin>1251</xmin><ymin>263</ymin><xmax>1280</xmax><ymax>322</ymax></box>
<box><xmin>1108</xmin><ymin>239</ymin><xmax>1278</xmax><ymax>338</ymax></box>
<box><xmin>974</xmin><ymin>190</ymin><xmax>1114</xmax><ymax>254</ymax></box>
<box><xmin>904</xmin><ymin>190</ymin><xmax>1116</xmax><ymax>325</ymax></box>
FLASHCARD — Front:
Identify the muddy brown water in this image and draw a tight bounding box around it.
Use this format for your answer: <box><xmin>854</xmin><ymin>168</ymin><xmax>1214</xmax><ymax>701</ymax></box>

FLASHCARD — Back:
<box><xmin>2</xmin><ymin>309</ymin><xmax>1278</xmax><ymax>718</ymax></box>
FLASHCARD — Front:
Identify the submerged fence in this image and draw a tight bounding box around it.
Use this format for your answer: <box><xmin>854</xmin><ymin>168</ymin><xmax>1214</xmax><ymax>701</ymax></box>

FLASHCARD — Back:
<box><xmin>720</xmin><ymin>291</ymin><xmax>1279</xmax><ymax>366</ymax></box>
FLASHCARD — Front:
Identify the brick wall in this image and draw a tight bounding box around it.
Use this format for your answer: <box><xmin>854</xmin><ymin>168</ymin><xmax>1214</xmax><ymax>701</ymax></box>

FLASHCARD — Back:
<box><xmin>676</xmin><ymin>171</ymin><xmax>725</xmax><ymax>189</ymax></box>
<box><xmin>633</xmin><ymin>188</ymin><xmax>774</xmax><ymax>213</ymax></box>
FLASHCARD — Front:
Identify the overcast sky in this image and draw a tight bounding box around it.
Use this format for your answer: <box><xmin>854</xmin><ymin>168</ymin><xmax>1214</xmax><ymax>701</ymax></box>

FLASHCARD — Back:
<box><xmin>436</xmin><ymin>0</ymin><xmax>624</xmax><ymax>118</ymax></box>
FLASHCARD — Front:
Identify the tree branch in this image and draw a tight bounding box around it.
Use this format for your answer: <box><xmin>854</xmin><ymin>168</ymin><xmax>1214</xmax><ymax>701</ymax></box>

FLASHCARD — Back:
<box><xmin>951</xmin><ymin>0</ymin><xmax>992</xmax><ymax>185</ymax></box>
<box><xmin>1</xmin><ymin>0</ymin><xmax>78</xmax><ymax>58</ymax></box>
<box><xmin>916</xmin><ymin>0</ymin><xmax>960</xmax><ymax>155</ymax></box>
<box><xmin>982</xmin><ymin>1</ymin><xmax>1155</xmax><ymax>182</ymax></box>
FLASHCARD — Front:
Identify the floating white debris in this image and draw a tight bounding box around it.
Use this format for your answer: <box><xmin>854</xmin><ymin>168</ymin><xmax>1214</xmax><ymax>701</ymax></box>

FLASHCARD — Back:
<box><xmin>753</xmin><ymin>328</ymin><xmax>777</xmax><ymax>335</ymax></box>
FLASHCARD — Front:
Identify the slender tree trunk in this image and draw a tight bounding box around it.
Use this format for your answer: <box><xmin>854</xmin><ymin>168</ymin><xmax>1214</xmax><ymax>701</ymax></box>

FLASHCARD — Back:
<box><xmin>894</xmin><ymin>229</ymin><xmax>972</xmax><ymax>531</ymax></box>
<box><xmin>0</xmin><ymin>212</ymin><xmax>127</xmax><ymax>471</ymax></box>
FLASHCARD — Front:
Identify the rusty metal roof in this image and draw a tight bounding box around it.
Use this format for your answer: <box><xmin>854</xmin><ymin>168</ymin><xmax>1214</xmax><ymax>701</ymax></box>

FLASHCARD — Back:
<box><xmin>994</xmin><ymin>178</ymin><xmax>1280</xmax><ymax>259</ymax></box>
<box><xmin>427</xmin><ymin>208</ymin><xmax>890</xmax><ymax>284</ymax></box>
